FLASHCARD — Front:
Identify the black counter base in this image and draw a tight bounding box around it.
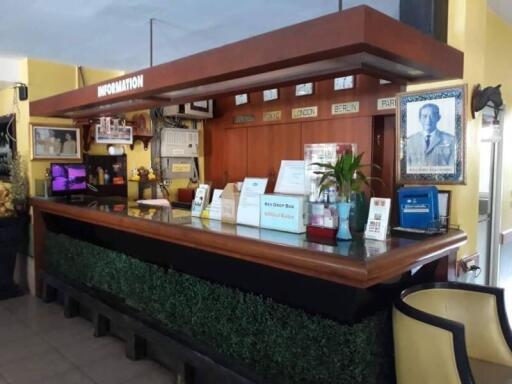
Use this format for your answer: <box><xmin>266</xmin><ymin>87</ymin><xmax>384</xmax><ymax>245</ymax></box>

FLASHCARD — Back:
<box><xmin>0</xmin><ymin>215</ymin><xmax>29</xmax><ymax>301</ymax></box>
<box><xmin>41</xmin><ymin>271</ymin><xmax>265</xmax><ymax>384</ymax></box>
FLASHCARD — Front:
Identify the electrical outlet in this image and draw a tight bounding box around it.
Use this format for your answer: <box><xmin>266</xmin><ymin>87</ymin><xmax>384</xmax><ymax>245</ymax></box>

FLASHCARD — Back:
<box><xmin>457</xmin><ymin>253</ymin><xmax>480</xmax><ymax>276</ymax></box>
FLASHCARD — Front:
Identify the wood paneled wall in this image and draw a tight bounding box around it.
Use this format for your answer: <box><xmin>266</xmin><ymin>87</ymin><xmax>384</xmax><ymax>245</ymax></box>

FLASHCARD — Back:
<box><xmin>204</xmin><ymin>75</ymin><xmax>400</xmax><ymax>194</ymax></box>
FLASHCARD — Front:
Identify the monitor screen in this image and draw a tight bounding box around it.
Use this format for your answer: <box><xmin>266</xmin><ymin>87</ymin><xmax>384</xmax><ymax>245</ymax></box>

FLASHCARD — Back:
<box><xmin>51</xmin><ymin>163</ymin><xmax>87</xmax><ymax>193</ymax></box>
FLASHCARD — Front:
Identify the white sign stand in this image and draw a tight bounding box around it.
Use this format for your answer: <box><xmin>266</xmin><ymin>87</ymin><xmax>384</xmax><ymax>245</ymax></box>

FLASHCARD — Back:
<box><xmin>274</xmin><ymin>160</ymin><xmax>305</xmax><ymax>195</ymax></box>
<box><xmin>236</xmin><ymin>177</ymin><xmax>268</xmax><ymax>227</ymax></box>
<box><xmin>364</xmin><ymin>197</ymin><xmax>391</xmax><ymax>241</ymax></box>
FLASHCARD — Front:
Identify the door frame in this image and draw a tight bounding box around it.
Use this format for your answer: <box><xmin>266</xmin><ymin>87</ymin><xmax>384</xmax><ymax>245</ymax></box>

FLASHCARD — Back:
<box><xmin>487</xmin><ymin>106</ymin><xmax>505</xmax><ymax>286</ymax></box>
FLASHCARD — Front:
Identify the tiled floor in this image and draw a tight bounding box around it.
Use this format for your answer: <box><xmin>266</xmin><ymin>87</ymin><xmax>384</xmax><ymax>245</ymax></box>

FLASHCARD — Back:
<box><xmin>0</xmin><ymin>295</ymin><xmax>176</xmax><ymax>384</ymax></box>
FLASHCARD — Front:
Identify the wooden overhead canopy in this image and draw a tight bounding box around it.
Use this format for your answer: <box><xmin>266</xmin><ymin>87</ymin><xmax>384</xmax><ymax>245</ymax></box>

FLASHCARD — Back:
<box><xmin>30</xmin><ymin>5</ymin><xmax>464</xmax><ymax>118</ymax></box>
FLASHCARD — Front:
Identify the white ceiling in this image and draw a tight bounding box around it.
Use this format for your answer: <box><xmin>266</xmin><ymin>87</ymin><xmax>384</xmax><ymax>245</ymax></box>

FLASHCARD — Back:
<box><xmin>0</xmin><ymin>0</ymin><xmax>338</xmax><ymax>72</ymax></box>
<box><xmin>0</xmin><ymin>1</ymin><xmax>509</xmax><ymax>75</ymax></box>
<box><xmin>488</xmin><ymin>0</ymin><xmax>512</xmax><ymax>24</ymax></box>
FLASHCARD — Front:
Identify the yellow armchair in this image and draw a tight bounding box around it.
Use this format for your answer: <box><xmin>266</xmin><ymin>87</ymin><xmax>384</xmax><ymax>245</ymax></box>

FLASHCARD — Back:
<box><xmin>393</xmin><ymin>282</ymin><xmax>512</xmax><ymax>384</ymax></box>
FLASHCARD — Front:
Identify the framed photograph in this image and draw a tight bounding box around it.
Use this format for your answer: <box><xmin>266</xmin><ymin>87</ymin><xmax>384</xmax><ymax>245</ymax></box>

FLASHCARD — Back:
<box><xmin>295</xmin><ymin>82</ymin><xmax>314</xmax><ymax>96</ymax></box>
<box><xmin>95</xmin><ymin>124</ymin><xmax>133</xmax><ymax>145</ymax></box>
<box><xmin>190</xmin><ymin>100</ymin><xmax>209</xmax><ymax>112</ymax></box>
<box><xmin>438</xmin><ymin>190</ymin><xmax>451</xmax><ymax>231</ymax></box>
<box><xmin>0</xmin><ymin>114</ymin><xmax>16</xmax><ymax>181</ymax></box>
<box><xmin>235</xmin><ymin>93</ymin><xmax>249</xmax><ymax>106</ymax></box>
<box><xmin>334</xmin><ymin>76</ymin><xmax>355</xmax><ymax>91</ymax></box>
<box><xmin>397</xmin><ymin>85</ymin><xmax>466</xmax><ymax>184</ymax></box>
<box><xmin>263</xmin><ymin>88</ymin><xmax>279</xmax><ymax>102</ymax></box>
<box><xmin>31</xmin><ymin>125</ymin><xmax>81</xmax><ymax>160</ymax></box>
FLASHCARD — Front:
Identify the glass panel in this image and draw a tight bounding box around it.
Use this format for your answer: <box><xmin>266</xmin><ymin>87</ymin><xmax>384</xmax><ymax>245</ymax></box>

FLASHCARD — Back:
<box><xmin>478</xmin><ymin>141</ymin><xmax>493</xmax><ymax>216</ymax></box>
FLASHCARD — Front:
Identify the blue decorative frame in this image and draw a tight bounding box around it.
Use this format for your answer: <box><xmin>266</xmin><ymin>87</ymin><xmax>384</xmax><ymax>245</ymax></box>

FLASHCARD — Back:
<box><xmin>396</xmin><ymin>85</ymin><xmax>466</xmax><ymax>184</ymax></box>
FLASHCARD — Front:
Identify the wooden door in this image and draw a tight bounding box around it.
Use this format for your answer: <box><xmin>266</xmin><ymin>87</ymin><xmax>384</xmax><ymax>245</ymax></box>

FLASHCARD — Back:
<box><xmin>372</xmin><ymin>115</ymin><xmax>396</xmax><ymax>198</ymax></box>
<box><xmin>223</xmin><ymin>127</ymin><xmax>247</xmax><ymax>183</ymax></box>
<box><xmin>247</xmin><ymin>123</ymin><xmax>301</xmax><ymax>190</ymax></box>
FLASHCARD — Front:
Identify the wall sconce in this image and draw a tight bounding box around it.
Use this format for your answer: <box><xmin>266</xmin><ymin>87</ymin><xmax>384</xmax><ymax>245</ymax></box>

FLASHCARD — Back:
<box><xmin>108</xmin><ymin>145</ymin><xmax>125</xmax><ymax>156</ymax></box>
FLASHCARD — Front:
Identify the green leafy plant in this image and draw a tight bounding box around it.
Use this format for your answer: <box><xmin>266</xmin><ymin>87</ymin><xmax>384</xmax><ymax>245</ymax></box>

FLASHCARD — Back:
<box><xmin>313</xmin><ymin>152</ymin><xmax>381</xmax><ymax>201</ymax></box>
<box><xmin>45</xmin><ymin>232</ymin><xmax>393</xmax><ymax>384</ymax></box>
<box><xmin>9</xmin><ymin>152</ymin><xmax>28</xmax><ymax>207</ymax></box>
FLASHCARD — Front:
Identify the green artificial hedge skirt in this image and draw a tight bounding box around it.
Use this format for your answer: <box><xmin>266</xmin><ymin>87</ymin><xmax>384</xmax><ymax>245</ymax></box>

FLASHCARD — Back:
<box><xmin>45</xmin><ymin>232</ymin><xmax>393</xmax><ymax>384</ymax></box>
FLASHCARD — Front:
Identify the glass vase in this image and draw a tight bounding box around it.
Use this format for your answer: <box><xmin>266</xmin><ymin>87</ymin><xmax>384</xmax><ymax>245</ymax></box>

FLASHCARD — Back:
<box><xmin>336</xmin><ymin>201</ymin><xmax>352</xmax><ymax>240</ymax></box>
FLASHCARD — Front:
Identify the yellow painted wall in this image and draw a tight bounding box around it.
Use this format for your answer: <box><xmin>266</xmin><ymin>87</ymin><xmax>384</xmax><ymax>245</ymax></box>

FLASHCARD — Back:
<box><xmin>19</xmin><ymin>59</ymin><xmax>149</xmax><ymax>199</ymax></box>
<box><xmin>407</xmin><ymin>0</ymin><xmax>488</xmax><ymax>259</ymax></box>
<box><xmin>485</xmin><ymin>9</ymin><xmax>512</xmax><ymax>231</ymax></box>
<box><xmin>27</xmin><ymin>60</ymin><xmax>117</xmax><ymax>194</ymax></box>
<box><xmin>0</xmin><ymin>58</ymin><xmax>152</xmax><ymax>200</ymax></box>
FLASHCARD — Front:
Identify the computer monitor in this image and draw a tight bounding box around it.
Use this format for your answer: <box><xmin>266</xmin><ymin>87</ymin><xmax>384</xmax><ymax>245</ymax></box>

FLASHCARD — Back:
<box><xmin>50</xmin><ymin>163</ymin><xmax>87</xmax><ymax>196</ymax></box>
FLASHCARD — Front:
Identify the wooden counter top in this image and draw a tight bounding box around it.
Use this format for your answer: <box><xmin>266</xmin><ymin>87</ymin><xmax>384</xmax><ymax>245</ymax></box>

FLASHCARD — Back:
<box><xmin>32</xmin><ymin>197</ymin><xmax>466</xmax><ymax>289</ymax></box>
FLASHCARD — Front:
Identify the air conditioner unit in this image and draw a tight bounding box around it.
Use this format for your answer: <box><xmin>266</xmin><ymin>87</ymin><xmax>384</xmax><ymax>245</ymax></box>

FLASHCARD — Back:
<box><xmin>161</xmin><ymin>128</ymin><xmax>199</xmax><ymax>157</ymax></box>
<box><xmin>163</xmin><ymin>100</ymin><xmax>213</xmax><ymax>119</ymax></box>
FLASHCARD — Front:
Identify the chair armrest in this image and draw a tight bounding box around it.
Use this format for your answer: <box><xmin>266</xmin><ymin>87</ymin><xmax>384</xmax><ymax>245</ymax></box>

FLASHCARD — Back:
<box><xmin>404</xmin><ymin>282</ymin><xmax>512</xmax><ymax>366</ymax></box>
<box><xmin>393</xmin><ymin>304</ymin><xmax>473</xmax><ymax>384</ymax></box>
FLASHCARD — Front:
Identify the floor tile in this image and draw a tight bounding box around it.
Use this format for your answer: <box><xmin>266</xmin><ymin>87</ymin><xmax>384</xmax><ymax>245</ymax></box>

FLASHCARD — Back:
<box><xmin>5</xmin><ymin>296</ymin><xmax>62</xmax><ymax>321</ymax></box>
<box><xmin>23</xmin><ymin>309</ymin><xmax>86</xmax><ymax>334</ymax></box>
<box><xmin>57</xmin><ymin>334</ymin><xmax>125</xmax><ymax>367</ymax></box>
<box><xmin>0</xmin><ymin>295</ymin><xmax>177</xmax><ymax>384</ymax></box>
<box><xmin>0</xmin><ymin>334</ymin><xmax>54</xmax><ymax>367</ymax></box>
<box><xmin>36</xmin><ymin>368</ymin><xmax>96</xmax><ymax>384</ymax></box>
<box><xmin>40</xmin><ymin>317</ymin><xmax>94</xmax><ymax>349</ymax></box>
<box><xmin>0</xmin><ymin>322</ymin><xmax>37</xmax><ymax>344</ymax></box>
<box><xmin>0</xmin><ymin>295</ymin><xmax>24</xmax><ymax>309</ymax></box>
<box><xmin>0</xmin><ymin>307</ymin><xmax>17</xmax><ymax>326</ymax></box>
<box><xmin>80</xmin><ymin>353</ymin><xmax>160</xmax><ymax>384</ymax></box>
<box><xmin>124</xmin><ymin>363</ymin><xmax>177</xmax><ymax>384</ymax></box>
<box><xmin>0</xmin><ymin>349</ymin><xmax>74</xmax><ymax>384</ymax></box>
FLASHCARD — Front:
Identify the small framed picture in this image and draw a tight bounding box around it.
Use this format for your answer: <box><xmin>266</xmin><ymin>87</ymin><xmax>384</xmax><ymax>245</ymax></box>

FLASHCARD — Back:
<box><xmin>190</xmin><ymin>100</ymin><xmax>209</xmax><ymax>112</ymax></box>
<box><xmin>438</xmin><ymin>190</ymin><xmax>451</xmax><ymax>230</ymax></box>
<box><xmin>31</xmin><ymin>125</ymin><xmax>81</xmax><ymax>160</ymax></box>
<box><xmin>396</xmin><ymin>85</ymin><xmax>466</xmax><ymax>184</ymax></box>
<box><xmin>95</xmin><ymin>124</ymin><xmax>133</xmax><ymax>145</ymax></box>
<box><xmin>235</xmin><ymin>94</ymin><xmax>249</xmax><ymax>106</ymax></box>
<box><xmin>263</xmin><ymin>88</ymin><xmax>279</xmax><ymax>102</ymax></box>
<box><xmin>334</xmin><ymin>76</ymin><xmax>355</xmax><ymax>91</ymax></box>
<box><xmin>295</xmin><ymin>83</ymin><xmax>314</xmax><ymax>96</ymax></box>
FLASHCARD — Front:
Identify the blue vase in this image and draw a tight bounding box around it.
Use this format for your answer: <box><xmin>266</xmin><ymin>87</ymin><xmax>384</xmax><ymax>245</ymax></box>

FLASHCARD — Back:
<box><xmin>336</xmin><ymin>202</ymin><xmax>352</xmax><ymax>240</ymax></box>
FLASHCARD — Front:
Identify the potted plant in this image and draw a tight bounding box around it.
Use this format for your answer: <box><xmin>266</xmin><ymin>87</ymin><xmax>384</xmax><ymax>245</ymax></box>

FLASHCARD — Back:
<box><xmin>9</xmin><ymin>152</ymin><xmax>28</xmax><ymax>213</ymax></box>
<box><xmin>313</xmin><ymin>152</ymin><xmax>380</xmax><ymax>240</ymax></box>
<box><xmin>0</xmin><ymin>153</ymin><xmax>28</xmax><ymax>299</ymax></box>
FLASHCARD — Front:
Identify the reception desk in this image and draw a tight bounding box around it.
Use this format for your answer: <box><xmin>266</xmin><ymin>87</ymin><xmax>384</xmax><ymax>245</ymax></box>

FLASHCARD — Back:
<box><xmin>32</xmin><ymin>197</ymin><xmax>465</xmax><ymax>285</ymax></box>
<box><xmin>31</xmin><ymin>196</ymin><xmax>467</xmax><ymax>383</ymax></box>
<box><xmin>32</xmin><ymin>197</ymin><xmax>466</xmax><ymax>319</ymax></box>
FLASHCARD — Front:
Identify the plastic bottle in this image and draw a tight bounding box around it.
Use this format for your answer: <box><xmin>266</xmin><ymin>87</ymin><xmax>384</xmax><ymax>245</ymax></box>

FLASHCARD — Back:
<box><xmin>97</xmin><ymin>167</ymin><xmax>104</xmax><ymax>185</ymax></box>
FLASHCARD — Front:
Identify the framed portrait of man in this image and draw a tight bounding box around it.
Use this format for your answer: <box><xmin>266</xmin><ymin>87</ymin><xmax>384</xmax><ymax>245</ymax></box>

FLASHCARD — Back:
<box><xmin>31</xmin><ymin>125</ymin><xmax>82</xmax><ymax>160</ymax></box>
<box><xmin>396</xmin><ymin>85</ymin><xmax>466</xmax><ymax>184</ymax></box>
